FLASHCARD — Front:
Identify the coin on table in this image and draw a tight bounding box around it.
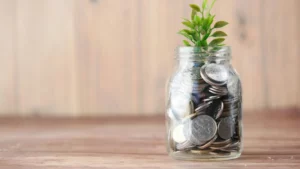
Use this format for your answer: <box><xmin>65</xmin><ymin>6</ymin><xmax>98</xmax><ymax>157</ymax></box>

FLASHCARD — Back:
<box><xmin>218</xmin><ymin>117</ymin><xmax>235</xmax><ymax>139</ymax></box>
<box><xmin>188</xmin><ymin>115</ymin><xmax>218</xmax><ymax>145</ymax></box>
<box><xmin>200</xmin><ymin>64</ymin><xmax>229</xmax><ymax>86</ymax></box>
<box><xmin>172</xmin><ymin>124</ymin><xmax>187</xmax><ymax>143</ymax></box>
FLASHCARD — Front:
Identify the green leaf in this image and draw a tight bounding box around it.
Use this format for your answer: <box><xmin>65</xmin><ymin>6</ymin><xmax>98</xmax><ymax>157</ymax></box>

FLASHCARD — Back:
<box><xmin>207</xmin><ymin>15</ymin><xmax>215</xmax><ymax>27</ymax></box>
<box><xmin>193</xmin><ymin>15</ymin><xmax>201</xmax><ymax>26</ymax></box>
<box><xmin>200</xmin><ymin>29</ymin><xmax>206</xmax><ymax>35</ymax></box>
<box><xmin>182</xmin><ymin>21</ymin><xmax>194</xmax><ymax>29</ymax></box>
<box><xmin>189</xmin><ymin>4</ymin><xmax>201</xmax><ymax>12</ymax></box>
<box><xmin>178</xmin><ymin>31</ymin><xmax>193</xmax><ymax>41</ymax></box>
<box><xmin>196</xmin><ymin>41</ymin><xmax>202</xmax><ymax>47</ymax></box>
<box><xmin>214</xmin><ymin>21</ymin><xmax>229</xmax><ymax>28</ymax></box>
<box><xmin>202</xmin><ymin>0</ymin><xmax>208</xmax><ymax>10</ymax></box>
<box><xmin>191</xmin><ymin>10</ymin><xmax>197</xmax><ymax>20</ymax></box>
<box><xmin>209</xmin><ymin>38</ymin><xmax>225</xmax><ymax>46</ymax></box>
<box><xmin>202</xmin><ymin>18</ymin><xmax>209</xmax><ymax>31</ymax></box>
<box><xmin>192</xmin><ymin>32</ymin><xmax>200</xmax><ymax>41</ymax></box>
<box><xmin>211</xmin><ymin>31</ymin><xmax>227</xmax><ymax>37</ymax></box>
<box><xmin>195</xmin><ymin>15</ymin><xmax>201</xmax><ymax>25</ymax></box>
<box><xmin>183</xmin><ymin>40</ymin><xmax>192</xmax><ymax>46</ymax></box>
<box><xmin>181</xmin><ymin>29</ymin><xmax>193</xmax><ymax>35</ymax></box>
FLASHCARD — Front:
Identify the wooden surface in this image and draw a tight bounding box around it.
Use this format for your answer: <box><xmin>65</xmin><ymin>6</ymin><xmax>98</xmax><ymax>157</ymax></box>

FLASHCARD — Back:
<box><xmin>0</xmin><ymin>109</ymin><xmax>300</xmax><ymax>169</ymax></box>
<box><xmin>0</xmin><ymin>0</ymin><xmax>300</xmax><ymax>116</ymax></box>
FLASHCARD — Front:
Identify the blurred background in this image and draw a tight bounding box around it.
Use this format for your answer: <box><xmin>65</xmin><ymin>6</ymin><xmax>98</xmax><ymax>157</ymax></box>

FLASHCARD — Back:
<box><xmin>0</xmin><ymin>0</ymin><xmax>299</xmax><ymax>117</ymax></box>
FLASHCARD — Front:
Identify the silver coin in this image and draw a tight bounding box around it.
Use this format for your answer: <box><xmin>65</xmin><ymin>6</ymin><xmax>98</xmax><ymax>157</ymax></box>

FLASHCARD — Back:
<box><xmin>170</xmin><ymin>92</ymin><xmax>192</xmax><ymax>118</ymax></box>
<box><xmin>205</xmin><ymin>64</ymin><xmax>228</xmax><ymax>82</ymax></box>
<box><xmin>176</xmin><ymin>139</ymin><xmax>195</xmax><ymax>151</ymax></box>
<box><xmin>200</xmin><ymin>64</ymin><xmax>229</xmax><ymax>86</ymax></box>
<box><xmin>221</xmin><ymin>108</ymin><xmax>239</xmax><ymax>118</ymax></box>
<box><xmin>203</xmin><ymin>96</ymin><xmax>220</xmax><ymax>102</ymax></box>
<box><xmin>212</xmin><ymin>138</ymin><xmax>232</xmax><ymax>146</ymax></box>
<box><xmin>209</xmin><ymin>86</ymin><xmax>228</xmax><ymax>96</ymax></box>
<box><xmin>218</xmin><ymin>117</ymin><xmax>235</xmax><ymax>139</ymax></box>
<box><xmin>188</xmin><ymin>115</ymin><xmax>218</xmax><ymax>145</ymax></box>
<box><xmin>215</xmin><ymin>101</ymin><xmax>224</xmax><ymax>119</ymax></box>
<box><xmin>205</xmin><ymin>99</ymin><xmax>223</xmax><ymax>119</ymax></box>
<box><xmin>195</xmin><ymin>101</ymin><xmax>212</xmax><ymax>113</ymax></box>
<box><xmin>172</xmin><ymin>124</ymin><xmax>187</xmax><ymax>143</ymax></box>
<box><xmin>197</xmin><ymin>135</ymin><xmax>218</xmax><ymax>149</ymax></box>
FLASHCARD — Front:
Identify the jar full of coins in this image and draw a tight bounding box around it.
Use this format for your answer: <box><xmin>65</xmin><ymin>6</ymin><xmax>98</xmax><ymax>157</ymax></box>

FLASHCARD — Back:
<box><xmin>166</xmin><ymin>46</ymin><xmax>242</xmax><ymax>160</ymax></box>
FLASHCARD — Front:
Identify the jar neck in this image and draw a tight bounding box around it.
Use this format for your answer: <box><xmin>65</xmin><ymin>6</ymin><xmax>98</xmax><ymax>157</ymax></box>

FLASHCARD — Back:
<box><xmin>176</xmin><ymin>46</ymin><xmax>232</xmax><ymax>64</ymax></box>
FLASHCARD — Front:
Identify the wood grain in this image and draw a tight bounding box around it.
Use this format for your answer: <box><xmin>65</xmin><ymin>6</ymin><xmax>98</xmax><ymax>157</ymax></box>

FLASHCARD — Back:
<box><xmin>262</xmin><ymin>0</ymin><xmax>300</xmax><ymax>108</ymax></box>
<box><xmin>16</xmin><ymin>0</ymin><xmax>78</xmax><ymax>116</ymax></box>
<box><xmin>75</xmin><ymin>0</ymin><xmax>139</xmax><ymax>115</ymax></box>
<box><xmin>0</xmin><ymin>0</ymin><xmax>299</xmax><ymax>116</ymax></box>
<box><xmin>0</xmin><ymin>1</ymin><xmax>17</xmax><ymax>114</ymax></box>
<box><xmin>0</xmin><ymin>109</ymin><xmax>299</xmax><ymax>168</ymax></box>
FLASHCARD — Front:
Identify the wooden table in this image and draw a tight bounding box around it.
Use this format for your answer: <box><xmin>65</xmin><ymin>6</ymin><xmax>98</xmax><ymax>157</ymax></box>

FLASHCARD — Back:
<box><xmin>0</xmin><ymin>109</ymin><xmax>299</xmax><ymax>169</ymax></box>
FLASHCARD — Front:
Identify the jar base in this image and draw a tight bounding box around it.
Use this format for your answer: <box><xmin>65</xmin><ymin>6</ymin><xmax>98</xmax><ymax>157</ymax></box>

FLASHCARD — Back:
<box><xmin>169</xmin><ymin>151</ymin><xmax>242</xmax><ymax>161</ymax></box>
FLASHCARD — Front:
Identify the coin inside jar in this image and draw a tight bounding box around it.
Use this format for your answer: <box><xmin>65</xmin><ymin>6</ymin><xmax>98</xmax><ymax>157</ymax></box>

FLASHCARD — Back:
<box><xmin>172</xmin><ymin>124</ymin><xmax>187</xmax><ymax>143</ymax></box>
<box><xmin>195</xmin><ymin>101</ymin><xmax>212</xmax><ymax>113</ymax></box>
<box><xmin>218</xmin><ymin>117</ymin><xmax>235</xmax><ymax>140</ymax></box>
<box><xmin>205</xmin><ymin>99</ymin><xmax>224</xmax><ymax>119</ymax></box>
<box><xmin>187</xmin><ymin>115</ymin><xmax>218</xmax><ymax>145</ymax></box>
<box><xmin>200</xmin><ymin>64</ymin><xmax>229</xmax><ymax>86</ymax></box>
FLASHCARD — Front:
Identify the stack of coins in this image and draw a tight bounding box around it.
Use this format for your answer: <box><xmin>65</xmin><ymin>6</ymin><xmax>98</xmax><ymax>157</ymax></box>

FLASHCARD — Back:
<box><xmin>169</xmin><ymin>63</ymin><xmax>242</xmax><ymax>156</ymax></box>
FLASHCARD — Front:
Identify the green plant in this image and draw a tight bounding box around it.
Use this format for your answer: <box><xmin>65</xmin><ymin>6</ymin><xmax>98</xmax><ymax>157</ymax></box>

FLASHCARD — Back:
<box><xmin>179</xmin><ymin>0</ymin><xmax>228</xmax><ymax>48</ymax></box>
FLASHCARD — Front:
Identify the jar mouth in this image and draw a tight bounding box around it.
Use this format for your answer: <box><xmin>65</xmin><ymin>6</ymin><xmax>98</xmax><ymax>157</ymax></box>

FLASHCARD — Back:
<box><xmin>176</xmin><ymin>46</ymin><xmax>231</xmax><ymax>60</ymax></box>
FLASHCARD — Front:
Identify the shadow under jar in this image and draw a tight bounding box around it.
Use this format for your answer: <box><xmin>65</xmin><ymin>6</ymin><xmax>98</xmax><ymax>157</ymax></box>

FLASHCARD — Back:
<box><xmin>166</xmin><ymin>46</ymin><xmax>242</xmax><ymax>161</ymax></box>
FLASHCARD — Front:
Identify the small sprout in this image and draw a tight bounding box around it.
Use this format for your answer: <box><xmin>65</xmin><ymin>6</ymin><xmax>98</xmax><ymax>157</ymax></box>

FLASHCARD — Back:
<box><xmin>179</xmin><ymin>0</ymin><xmax>229</xmax><ymax>47</ymax></box>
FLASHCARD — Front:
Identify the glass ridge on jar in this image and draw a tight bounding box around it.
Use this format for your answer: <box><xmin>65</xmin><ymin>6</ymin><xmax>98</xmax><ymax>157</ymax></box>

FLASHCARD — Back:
<box><xmin>165</xmin><ymin>46</ymin><xmax>242</xmax><ymax>160</ymax></box>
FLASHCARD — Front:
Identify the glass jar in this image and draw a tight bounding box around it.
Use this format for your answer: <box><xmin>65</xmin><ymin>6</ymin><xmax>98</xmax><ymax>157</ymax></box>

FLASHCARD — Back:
<box><xmin>166</xmin><ymin>46</ymin><xmax>242</xmax><ymax>160</ymax></box>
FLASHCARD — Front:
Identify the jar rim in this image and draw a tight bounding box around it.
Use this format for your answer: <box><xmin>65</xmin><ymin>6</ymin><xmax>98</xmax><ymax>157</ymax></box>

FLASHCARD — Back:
<box><xmin>176</xmin><ymin>46</ymin><xmax>231</xmax><ymax>60</ymax></box>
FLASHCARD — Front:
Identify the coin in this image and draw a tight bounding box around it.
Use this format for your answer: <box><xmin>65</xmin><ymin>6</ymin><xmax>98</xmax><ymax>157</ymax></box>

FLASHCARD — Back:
<box><xmin>203</xmin><ymin>96</ymin><xmax>220</xmax><ymax>102</ymax></box>
<box><xmin>172</xmin><ymin>124</ymin><xmax>187</xmax><ymax>143</ymax></box>
<box><xmin>170</xmin><ymin>92</ymin><xmax>192</xmax><ymax>118</ymax></box>
<box><xmin>221</xmin><ymin>108</ymin><xmax>239</xmax><ymax>118</ymax></box>
<box><xmin>212</xmin><ymin>138</ymin><xmax>232</xmax><ymax>146</ymax></box>
<box><xmin>197</xmin><ymin>135</ymin><xmax>218</xmax><ymax>149</ymax></box>
<box><xmin>200</xmin><ymin>64</ymin><xmax>229</xmax><ymax>86</ymax></box>
<box><xmin>209</xmin><ymin>86</ymin><xmax>228</xmax><ymax>96</ymax></box>
<box><xmin>205</xmin><ymin>99</ymin><xmax>224</xmax><ymax>119</ymax></box>
<box><xmin>218</xmin><ymin>117</ymin><xmax>235</xmax><ymax>139</ymax></box>
<box><xmin>188</xmin><ymin>115</ymin><xmax>218</xmax><ymax>145</ymax></box>
<box><xmin>176</xmin><ymin>139</ymin><xmax>195</xmax><ymax>151</ymax></box>
<box><xmin>195</xmin><ymin>101</ymin><xmax>213</xmax><ymax>113</ymax></box>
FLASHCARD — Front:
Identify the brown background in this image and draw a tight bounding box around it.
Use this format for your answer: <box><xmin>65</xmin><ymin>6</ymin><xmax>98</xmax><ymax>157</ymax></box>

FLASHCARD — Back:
<box><xmin>0</xmin><ymin>0</ymin><xmax>299</xmax><ymax>116</ymax></box>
